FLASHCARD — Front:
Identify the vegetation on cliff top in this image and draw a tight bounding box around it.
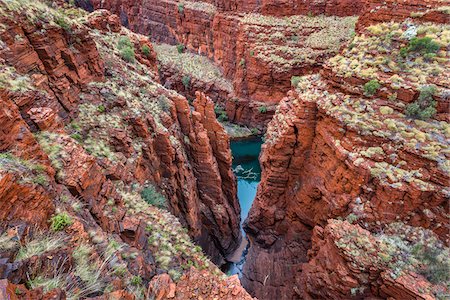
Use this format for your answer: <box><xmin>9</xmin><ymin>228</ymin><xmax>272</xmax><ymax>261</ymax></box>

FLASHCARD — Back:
<box><xmin>240</xmin><ymin>14</ymin><xmax>357</xmax><ymax>72</ymax></box>
<box><xmin>328</xmin><ymin>20</ymin><xmax>449</xmax><ymax>94</ymax></box>
<box><xmin>0</xmin><ymin>0</ymin><xmax>238</xmax><ymax>298</ymax></box>
<box><xmin>333</xmin><ymin>220</ymin><xmax>449</xmax><ymax>289</ymax></box>
<box><xmin>154</xmin><ymin>43</ymin><xmax>233</xmax><ymax>93</ymax></box>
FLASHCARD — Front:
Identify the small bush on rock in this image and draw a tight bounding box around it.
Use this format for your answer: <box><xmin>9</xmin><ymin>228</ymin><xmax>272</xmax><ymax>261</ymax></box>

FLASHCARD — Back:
<box><xmin>405</xmin><ymin>85</ymin><xmax>437</xmax><ymax>120</ymax></box>
<box><xmin>408</xmin><ymin>37</ymin><xmax>440</xmax><ymax>54</ymax></box>
<box><xmin>141</xmin><ymin>185</ymin><xmax>167</xmax><ymax>209</ymax></box>
<box><xmin>118</xmin><ymin>36</ymin><xmax>135</xmax><ymax>63</ymax></box>
<box><xmin>141</xmin><ymin>44</ymin><xmax>151</xmax><ymax>57</ymax></box>
<box><xmin>176</xmin><ymin>44</ymin><xmax>185</xmax><ymax>54</ymax></box>
<box><xmin>258</xmin><ymin>106</ymin><xmax>268</xmax><ymax>114</ymax></box>
<box><xmin>178</xmin><ymin>3</ymin><xmax>184</xmax><ymax>14</ymax></box>
<box><xmin>120</xmin><ymin>47</ymin><xmax>135</xmax><ymax>63</ymax></box>
<box><xmin>181</xmin><ymin>75</ymin><xmax>191</xmax><ymax>89</ymax></box>
<box><xmin>291</xmin><ymin>76</ymin><xmax>301</xmax><ymax>88</ymax></box>
<box><xmin>54</xmin><ymin>16</ymin><xmax>70</xmax><ymax>31</ymax></box>
<box><xmin>50</xmin><ymin>213</ymin><xmax>72</xmax><ymax>231</ymax></box>
<box><xmin>363</xmin><ymin>79</ymin><xmax>380</xmax><ymax>97</ymax></box>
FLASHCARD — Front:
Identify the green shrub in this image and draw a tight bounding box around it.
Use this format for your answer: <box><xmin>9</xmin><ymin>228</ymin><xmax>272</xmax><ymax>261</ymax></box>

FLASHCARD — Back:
<box><xmin>97</xmin><ymin>105</ymin><xmax>105</xmax><ymax>113</ymax></box>
<box><xmin>54</xmin><ymin>16</ymin><xmax>70</xmax><ymax>31</ymax></box>
<box><xmin>258</xmin><ymin>106</ymin><xmax>268</xmax><ymax>113</ymax></box>
<box><xmin>158</xmin><ymin>95</ymin><xmax>171</xmax><ymax>112</ymax></box>
<box><xmin>405</xmin><ymin>85</ymin><xmax>437</xmax><ymax>120</ymax></box>
<box><xmin>251</xmin><ymin>128</ymin><xmax>259</xmax><ymax>135</ymax></box>
<box><xmin>178</xmin><ymin>3</ymin><xmax>184</xmax><ymax>14</ymax></box>
<box><xmin>130</xmin><ymin>275</ymin><xmax>143</xmax><ymax>286</ymax></box>
<box><xmin>32</xmin><ymin>174</ymin><xmax>48</xmax><ymax>186</ymax></box>
<box><xmin>118</xmin><ymin>36</ymin><xmax>133</xmax><ymax>50</ymax></box>
<box><xmin>50</xmin><ymin>213</ymin><xmax>72</xmax><ymax>231</ymax></box>
<box><xmin>214</xmin><ymin>105</ymin><xmax>228</xmax><ymax>122</ymax></box>
<box><xmin>176</xmin><ymin>44</ymin><xmax>185</xmax><ymax>54</ymax></box>
<box><xmin>218</xmin><ymin>112</ymin><xmax>228</xmax><ymax>122</ymax></box>
<box><xmin>181</xmin><ymin>75</ymin><xmax>191</xmax><ymax>89</ymax></box>
<box><xmin>141</xmin><ymin>185</ymin><xmax>167</xmax><ymax>209</ymax></box>
<box><xmin>408</xmin><ymin>37</ymin><xmax>440</xmax><ymax>54</ymax></box>
<box><xmin>399</xmin><ymin>47</ymin><xmax>408</xmax><ymax>58</ymax></box>
<box><xmin>71</xmin><ymin>133</ymin><xmax>82</xmax><ymax>142</ymax></box>
<box><xmin>117</xmin><ymin>37</ymin><xmax>135</xmax><ymax>63</ymax></box>
<box><xmin>141</xmin><ymin>44</ymin><xmax>151</xmax><ymax>57</ymax></box>
<box><xmin>120</xmin><ymin>47</ymin><xmax>135</xmax><ymax>63</ymax></box>
<box><xmin>363</xmin><ymin>79</ymin><xmax>380</xmax><ymax>97</ymax></box>
<box><xmin>291</xmin><ymin>76</ymin><xmax>301</xmax><ymax>88</ymax></box>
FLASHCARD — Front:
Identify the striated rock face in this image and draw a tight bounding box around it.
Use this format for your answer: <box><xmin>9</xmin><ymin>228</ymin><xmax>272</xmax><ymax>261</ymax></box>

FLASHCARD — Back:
<box><xmin>0</xmin><ymin>1</ymin><xmax>250</xmax><ymax>298</ymax></box>
<box><xmin>83</xmin><ymin>0</ymin><xmax>358</xmax><ymax>115</ymax></box>
<box><xmin>243</xmin><ymin>4</ymin><xmax>449</xmax><ymax>299</ymax></box>
<box><xmin>357</xmin><ymin>0</ymin><xmax>450</xmax><ymax>30</ymax></box>
<box><xmin>1</xmin><ymin>0</ymin><xmax>241</xmax><ymax>265</ymax></box>
<box><xmin>213</xmin><ymin>0</ymin><xmax>365</xmax><ymax>16</ymax></box>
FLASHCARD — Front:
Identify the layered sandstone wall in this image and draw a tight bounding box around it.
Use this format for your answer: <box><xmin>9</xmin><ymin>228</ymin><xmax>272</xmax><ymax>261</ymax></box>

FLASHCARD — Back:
<box><xmin>0</xmin><ymin>3</ymin><xmax>250</xmax><ymax>297</ymax></box>
<box><xmin>242</xmin><ymin>4</ymin><xmax>449</xmax><ymax>298</ymax></box>
<box><xmin>357</xmin><ymin>0</ymin><xmax>450</xmax><ymax>30</ymax></box>
<box><xmin>84</xmin><ymin>0</ymin><xmax>358</xmax><ymax>108</ymax></box>
<box><xmin>213</xmin><ymin>0</ymin><xmax>365</xmax><ymax>16</ymax></box>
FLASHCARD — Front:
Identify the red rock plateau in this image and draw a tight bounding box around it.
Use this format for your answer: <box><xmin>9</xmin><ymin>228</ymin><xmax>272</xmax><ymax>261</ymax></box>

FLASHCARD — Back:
<box><xmin>0</xmin><ymin>1</ymin><xmax>253</xmax><ymax>298</ymax></box>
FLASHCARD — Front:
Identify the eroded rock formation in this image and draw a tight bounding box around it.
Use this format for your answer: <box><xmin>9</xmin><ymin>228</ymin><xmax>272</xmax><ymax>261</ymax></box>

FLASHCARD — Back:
<box><xmin>0</xmin><ymin>1</ymin><xmax>251</xmax><ymax>298</ymax></box>
<box><xmin>243</xmin><ymin>3</ymin><xmax>449</xmax><ymax>299</ymax></box>
<box><xmin>82</xmin><ymin>0</ymin><xmax>358</xmax><ymax>130</ymax></box>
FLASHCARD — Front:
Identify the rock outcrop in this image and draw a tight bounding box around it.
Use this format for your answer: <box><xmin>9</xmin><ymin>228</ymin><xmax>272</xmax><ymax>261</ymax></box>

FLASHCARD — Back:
<box><xmin>299</xmin><ymin>220</ymin><xmax>448</xmax><ymax>299</ymax></box>
<box><xmin>0</xmin><ymin>1</ymin><xmax>250</xmax><ymax>298</ymax></box>
<box><xmin>154</xmin><ymin>43</ymin><xmax>275</xmax><ymax>130</ymax></box>
<box><xmin>243</xmin><ymin>3</ymin><xmax>449</xmax><ymax>299</ymax></box>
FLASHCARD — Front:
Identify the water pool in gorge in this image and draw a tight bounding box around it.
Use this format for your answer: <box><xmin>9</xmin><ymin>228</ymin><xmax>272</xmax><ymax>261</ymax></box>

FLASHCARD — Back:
<box><xmin>231</xmin><ymin>137</ymin><xmax>262</xmax><ymax>224</ymax></box>
<box><xmin>224</xmin><ymin>136</ymin><xmax>263</xmax><ymax>276</ymax></box>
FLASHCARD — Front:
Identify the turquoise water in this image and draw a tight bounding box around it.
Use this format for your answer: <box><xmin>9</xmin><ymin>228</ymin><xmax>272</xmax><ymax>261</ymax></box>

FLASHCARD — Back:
<box><xmin>230</xmin><ymin>137</ymin><xmax>262</xmax><ymax>224</ymax></box>
<box><xmin>223</xmin><ymin>137</ymin><xmax>263</xmax><ymax>276</ymax></box>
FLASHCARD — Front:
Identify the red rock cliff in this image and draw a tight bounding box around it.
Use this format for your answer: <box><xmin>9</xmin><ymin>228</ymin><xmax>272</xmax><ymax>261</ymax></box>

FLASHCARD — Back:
<box><xmin>83</xmin><ymin>0</ymin><xmax>359</xmax><ymax>108</ymax></box>
<box><xmin>0</xmin><ymin>3</ymin><xmax>248</xmax><ymax>298</ymax></box>
<box><xmin>242</xmin><ymin>4</ymin><xmax>449</xmax><ymax>298</ymax></box>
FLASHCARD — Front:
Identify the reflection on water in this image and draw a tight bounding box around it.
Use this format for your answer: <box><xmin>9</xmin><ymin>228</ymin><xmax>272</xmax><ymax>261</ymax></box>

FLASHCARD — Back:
<box><xmin>223</xmin><ymin>137</ymin><xmax>263</xmax><ymax>276</ymax></box>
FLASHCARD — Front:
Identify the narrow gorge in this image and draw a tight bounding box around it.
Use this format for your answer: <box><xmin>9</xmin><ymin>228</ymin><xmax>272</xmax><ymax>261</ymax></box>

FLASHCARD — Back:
<box><xmin>0</xmin><ymin>0</ymin><xmax>448</xmax><ymax>299</ymax></box>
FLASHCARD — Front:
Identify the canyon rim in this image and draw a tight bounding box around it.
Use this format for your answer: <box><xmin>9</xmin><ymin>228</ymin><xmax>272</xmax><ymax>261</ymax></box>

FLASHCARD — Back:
<box><xmin>0</xmin><ymin>0</ymin><xmax>449</xmax><ymax>299</ymax></box>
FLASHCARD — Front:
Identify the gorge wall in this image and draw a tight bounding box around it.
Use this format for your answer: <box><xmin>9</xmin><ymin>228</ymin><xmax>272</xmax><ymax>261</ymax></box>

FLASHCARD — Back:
<box><xmin>81</xmin><ymin>0</ymin><xmax>359</xmax><ymax>131</ymax></box>
<box><xmin>242</xmin><ymin>2</ymin><xmax>449</xmax><ymax>299</ymax></box>
<box><xmin>0</xmin><ymin>1</ymin><xmax>253</xmax><ymax>298</ymax></box>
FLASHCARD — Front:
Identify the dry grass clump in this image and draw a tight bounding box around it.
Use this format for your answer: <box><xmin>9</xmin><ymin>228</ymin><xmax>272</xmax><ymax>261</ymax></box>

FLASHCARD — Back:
<box><xmin>0</xmin><ymin>152</ymin><xmax>49</xmax><ymax>186</ymax></box>
<box><xmin>15</xmin><ymin>233</ymin><xmax>65</xmax><ymax>261</ymax></box>
<box><xmin>0</xmin><ymin>66</ymin><xmax>35</xmax><ymax>93</ymax></box>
